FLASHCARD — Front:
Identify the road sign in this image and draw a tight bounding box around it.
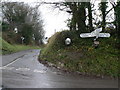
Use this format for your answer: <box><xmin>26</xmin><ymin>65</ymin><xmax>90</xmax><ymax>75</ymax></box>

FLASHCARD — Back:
<box><xmin>80</xmin><ymin>28</ymin><xmax>110</xmax><ymax>39</ymax></box>
<box><xmin>98</xmin><ymin>33</ymin><xmax>110</xmax><ymax>37</ymax></box>
<box><xmin>80</xmin><ymin>33</ymin><xmax>95</xmax><ymax>38</ymax></box>
<box><xmin>21</xmin><ymin>37</ymin><xmax>24</xmax><ymax>40</ymax></box>
<box><xmin>91</xmin><ymin>28</ymin><xmax>102</xmax><ymax>34</ymax></box>
<box><xmin>80</xmin><ymin>28</ymin><xmax>110</xmax><ymax>48</ymax></box>
<box><xmin>21</xmin><ymin>37</ymin><xmax>24</xmax><ymax>44</ymax></box>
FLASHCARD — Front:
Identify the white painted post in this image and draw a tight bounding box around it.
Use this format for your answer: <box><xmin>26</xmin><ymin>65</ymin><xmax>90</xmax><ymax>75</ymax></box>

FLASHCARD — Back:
<box><xmin>21</xmin><ymin>37</ymin><xmax>24</xmax><ymax>44</ymax></box>
<box><xmin>80</xmin><ymin>28</ymin><xmax>111</xmax><ymax>48</ymax></box>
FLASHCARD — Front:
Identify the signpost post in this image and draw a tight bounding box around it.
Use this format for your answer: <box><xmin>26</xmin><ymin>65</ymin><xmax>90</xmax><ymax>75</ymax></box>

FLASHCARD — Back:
<box><xmin>21</xmin><ymin>37</ymin><xmax>24</xmax><ymax>44</ymax></box>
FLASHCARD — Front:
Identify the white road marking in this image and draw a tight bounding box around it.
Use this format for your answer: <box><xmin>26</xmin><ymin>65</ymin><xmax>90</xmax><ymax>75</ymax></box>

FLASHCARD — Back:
<box><xmin>3</xmin><ymin>59</ymin><xmax>20</xmax><ymax>68</ymax></box>
<box><xmin>0</xmin><ymin>67</ymin><xmax>14</xmax><ymax>70</ymax></box>
<box><xmin>1</xmin><ymin>66</ymin><xmax>47</xmax><ymax>74</ymax></box>
<box><xmin>4</xmin><ymin>67</ymin><xmax>14</xmax><ymax>70</ymax></box>
<box><xmin>3</xmin><ymin>54</ymin><xmax>26</xmax><ymax>68</ymax></box>
<box><xmin>16</xmin><ymin>68</ymin><xmax>30</xmax><ymax>71</ymax></box>
<box><xmin>1</xmin><ymin>54</ymin><xmax>27</xmax><ymax>71</ymax></box>
<box><xmin>0</xmin><ymin>66</ymin><xmax>31</xmax><ymax>71</ymax></box>
<box><xmin>33</xmin><ymin>69</ymin><xmax>46</xmax><ymax>73</ymax></box>
<box><xmin>52</xmin><ymin>72</ymin><xmax>57</xmax><ymax>74</ymax></box>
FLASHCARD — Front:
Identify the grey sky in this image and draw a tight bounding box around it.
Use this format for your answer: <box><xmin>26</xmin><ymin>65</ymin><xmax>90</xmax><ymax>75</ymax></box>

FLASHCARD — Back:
<box><xmin>39</xmin><ymin>4</ymin><xmax>70</xmax><ymax>37</ymax></box>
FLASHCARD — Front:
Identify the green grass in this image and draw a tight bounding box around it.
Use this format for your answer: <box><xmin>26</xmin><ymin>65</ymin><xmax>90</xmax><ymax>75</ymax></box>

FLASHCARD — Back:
<box><xmin>0</xmin><ymin>37</ymin><xmax>40</xmax><ymax>55</ymax></box>
<box><xmin>40</xmin><ymin>31</ymin><xmax>119</xmax><ymax>78</ymax></box>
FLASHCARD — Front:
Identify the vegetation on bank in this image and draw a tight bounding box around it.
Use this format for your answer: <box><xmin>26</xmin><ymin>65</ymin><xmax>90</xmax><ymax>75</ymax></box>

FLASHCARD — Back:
<box><xmin>40</xmin><ymin>31</ymin><xmax>119</xmax><ymax>78</ymax></box>
<box><xmin>0</xmin><ymin>37</ymin><xmax>40</xmax><ymax>55</ymax></box>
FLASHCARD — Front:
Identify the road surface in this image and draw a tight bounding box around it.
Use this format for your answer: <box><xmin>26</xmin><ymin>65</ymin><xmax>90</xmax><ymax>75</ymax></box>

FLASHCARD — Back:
<box><xmin>0</xmin><ymin>49</ymin><xmax>118</xmax><ymax>88</ymax></box>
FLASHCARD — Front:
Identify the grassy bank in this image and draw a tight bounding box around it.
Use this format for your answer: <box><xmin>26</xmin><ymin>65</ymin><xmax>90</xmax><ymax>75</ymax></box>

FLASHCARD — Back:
<box><xmin>40</xmin><ymin>31</ymin><xmax>119</xmax><ymax>78</ymax></box>
<box><xmin>0</xmin><ymin>37</ymin><xmax>40</xmax><ymax>55</ymax></box>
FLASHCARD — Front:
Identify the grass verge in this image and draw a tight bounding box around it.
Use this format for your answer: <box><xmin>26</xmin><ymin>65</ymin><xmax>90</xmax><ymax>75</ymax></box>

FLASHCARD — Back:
<box><xmin>40</xmin><ymin>31</ymin><xmax>119</xmax><ymax>78</ymax></box>
<box><xmin>0</xmin><ymin>37</ymin><xmax>40</xmax><ymax>55</ymax></box>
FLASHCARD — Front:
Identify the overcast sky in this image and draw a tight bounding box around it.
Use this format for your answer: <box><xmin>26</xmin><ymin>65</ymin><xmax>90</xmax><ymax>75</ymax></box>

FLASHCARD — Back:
<box><xmin>39</xmin><ymin>4</ymin><xmax>70</xmax><ymax>38</ymax></box>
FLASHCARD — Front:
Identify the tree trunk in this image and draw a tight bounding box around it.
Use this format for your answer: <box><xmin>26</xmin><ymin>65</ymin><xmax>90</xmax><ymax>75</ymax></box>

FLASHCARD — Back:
<box><xmin>87</xmin><ymin>2</ymin><xmax>93</xmax><ymax>32</ymax></box>
<box><xmin>69</xmin><ymin>3</ymin><xmax>77</xmax><ymax>31</ymax></box>
<box><xmin>113</xmin><ymin>1</ymin><xmax>120</xmax><ymax>36</ymax></box>
<box><xmin>101</xmin><ymin>2</ymin><xmax>107</xmax><ymax>31</ymax></box>
<box><xmin>77</xmin><ymin>2</ymin><xmax>86</xmax><ymax>33</ymax></box>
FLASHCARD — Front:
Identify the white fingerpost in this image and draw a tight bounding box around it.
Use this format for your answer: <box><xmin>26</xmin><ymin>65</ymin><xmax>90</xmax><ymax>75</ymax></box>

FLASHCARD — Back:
<box><xmin>21</xmin><ymin>37</ymin><xmax>24</xmax><ymax>44</ymax></box>
<box><xmin>80</xmin><ymin>28</ymin><xmax>110</xmax><ymax>47</ymax></box>
<box><xmin>80</xmin><ymin>28</ymin><xmax>110</xmax><ymax>39</ymax></box>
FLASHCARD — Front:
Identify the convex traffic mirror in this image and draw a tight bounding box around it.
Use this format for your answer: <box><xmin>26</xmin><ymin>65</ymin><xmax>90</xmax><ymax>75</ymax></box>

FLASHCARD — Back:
<box><xmin>65</xmin><ymin>38</ymin><xmax>71</xmax><ymax>45</ymax></box>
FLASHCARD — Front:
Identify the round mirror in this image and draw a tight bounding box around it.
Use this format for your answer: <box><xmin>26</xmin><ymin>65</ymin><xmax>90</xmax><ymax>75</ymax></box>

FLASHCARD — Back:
<box><xmin>14</xmin><ymin>28</ymin><xmax>18</xmax><ymax>33</ymax></box>
<box><xmin>65</xmin><ymin>38</ymin><xmax>71</xmax><ymax>45</ymax></box>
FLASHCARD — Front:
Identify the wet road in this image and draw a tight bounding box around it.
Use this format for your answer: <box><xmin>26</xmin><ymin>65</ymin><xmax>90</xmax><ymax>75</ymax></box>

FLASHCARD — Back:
<box><xmin>0</xmin><ymin>49</ymin><xmax>118</xmax><ymax>88</ymax></box>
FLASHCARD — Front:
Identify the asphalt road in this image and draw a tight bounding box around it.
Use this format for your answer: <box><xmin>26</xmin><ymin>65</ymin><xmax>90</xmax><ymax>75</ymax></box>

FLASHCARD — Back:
<box><xmin>0</xmin><ymin>49</ymin><xmax>118</xmax><ymax>88</ymax></box>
